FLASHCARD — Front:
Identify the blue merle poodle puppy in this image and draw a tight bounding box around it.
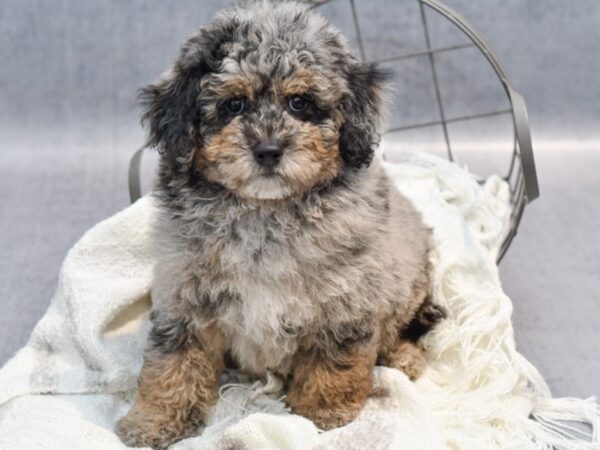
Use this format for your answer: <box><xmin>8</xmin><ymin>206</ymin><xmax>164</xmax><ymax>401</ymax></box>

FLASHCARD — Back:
<box><xmin>116</xmin><ymin>1</ymin><xmax>445</xmax><ymax>448</ymax></box>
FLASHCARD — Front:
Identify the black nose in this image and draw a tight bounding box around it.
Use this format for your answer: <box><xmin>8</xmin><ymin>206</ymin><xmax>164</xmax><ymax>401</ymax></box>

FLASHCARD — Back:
<box><xmin>253</xmin><ymin>141</ymin><xmax>283</xmax><ymax>168</ymax></box>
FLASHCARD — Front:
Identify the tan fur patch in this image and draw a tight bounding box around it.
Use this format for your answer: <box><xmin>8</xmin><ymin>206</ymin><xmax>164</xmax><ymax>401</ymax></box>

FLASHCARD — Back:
<box><xmin>287</xmin><ymin>342</ymin><xmax>377</xmax><ymax>430</ymax></box>
<box><xmin>215</xmin><ymin>75</ymin><xmax>259</xmax><ymax>101</ymax></box>
<box><xmin>196</xmin><ymin>115</ymin><xmax>342</xmax><ymax>201</ymax></box>
<box><xmin>115</xmin><ymin>325</ymin><xmax>226</xmax><ymax>450</ymax></box>
<box><xmin>279</xmin><ymin>68</ymin><xmax>345</xmax><ymax>105</ymax></box>
<box><xmin>200</xmin><ymin>120</ymin><xmax>245</xmax><ymax>165</ymax></box>
<box><xmin>281</xmin><ymin>123</ymin><xmax>342</xmax><ymax>194</ymax></box>
<box><xmin>280</xmin><ymin>68</ymin><xmax>317</xmax><ymax>97</ymax></box>
<box><xmin>196</xmin><ymin>119</ymin><xmax>255</xmax><ymax>194</ymax></box>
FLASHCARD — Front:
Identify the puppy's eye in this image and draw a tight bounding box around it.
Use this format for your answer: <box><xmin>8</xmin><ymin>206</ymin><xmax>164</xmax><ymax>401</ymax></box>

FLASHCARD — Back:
<box><xmin>288</xmin><ymin>95</ymin><xmax>307</xmax><ymax>112</ymax></box>
<box><xmin>226</xmin><ymin>98</ymin><xmax>245</xmax><ymax>115</ymax></box>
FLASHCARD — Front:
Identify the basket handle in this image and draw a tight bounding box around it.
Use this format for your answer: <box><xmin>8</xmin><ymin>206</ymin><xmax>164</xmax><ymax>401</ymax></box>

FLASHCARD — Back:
<box><xmin>128</xmin><ymin>146</ymin><xmax>146</xmax><ymax>203</ymax></box>
<box><xmin>508</xmin><ymin>87</ymin><xmax>540</xmax><ymax>202</ymax></box>
<box><xmin>422</xmin><ymin>0</ymin><xmax>539</xmax><ymax>204</ymax></box>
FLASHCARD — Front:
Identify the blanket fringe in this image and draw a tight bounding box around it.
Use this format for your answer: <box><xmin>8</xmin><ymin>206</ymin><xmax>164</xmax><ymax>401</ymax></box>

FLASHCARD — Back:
<box><xmin>526</xmin><ymin>397</ymin><xmax>600</xmax><ymax>449</ymax></box>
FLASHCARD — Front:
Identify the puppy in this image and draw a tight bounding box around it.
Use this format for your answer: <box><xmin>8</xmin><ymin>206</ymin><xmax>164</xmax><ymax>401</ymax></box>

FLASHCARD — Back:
<box><xmin>116</xmin><ymin>1</ymin><xmax>445</xmax><ymax>448</ymax></box>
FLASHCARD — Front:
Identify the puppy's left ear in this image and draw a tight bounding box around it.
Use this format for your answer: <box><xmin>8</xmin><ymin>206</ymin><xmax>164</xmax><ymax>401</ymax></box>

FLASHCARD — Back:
<box><xmin>339</xmin><ymin>62</ymin><xmax>391</xmax><ymax>169</ymax></box>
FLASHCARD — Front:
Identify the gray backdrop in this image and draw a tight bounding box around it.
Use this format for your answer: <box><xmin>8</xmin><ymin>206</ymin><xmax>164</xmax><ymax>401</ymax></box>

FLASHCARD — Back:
<box><xmin>1</xmin><ymin>0</ymin><xmax>599</xmax><ymax>399</ymax></box>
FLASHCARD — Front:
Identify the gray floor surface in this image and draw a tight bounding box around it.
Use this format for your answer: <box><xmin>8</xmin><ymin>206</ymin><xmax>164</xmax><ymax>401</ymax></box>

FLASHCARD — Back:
<box><xmin>1</xmin><ymin>0</ymin><xmax>599</xmax><ymax>400</ymax></box>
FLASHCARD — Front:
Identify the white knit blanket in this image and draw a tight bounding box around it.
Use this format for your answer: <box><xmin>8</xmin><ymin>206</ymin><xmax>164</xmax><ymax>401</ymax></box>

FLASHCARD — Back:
<box><xmin>0</xmin><ymin>153</ymin><xmax>598</xmax><ymax>450</ymax></box>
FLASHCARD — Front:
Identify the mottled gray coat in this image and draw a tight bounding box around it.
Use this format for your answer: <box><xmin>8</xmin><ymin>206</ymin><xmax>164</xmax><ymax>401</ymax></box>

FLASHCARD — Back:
<box><xmin>117</xmin><ymin>2</ymin><xmax>440</xmax><ymax>448</ymax></box>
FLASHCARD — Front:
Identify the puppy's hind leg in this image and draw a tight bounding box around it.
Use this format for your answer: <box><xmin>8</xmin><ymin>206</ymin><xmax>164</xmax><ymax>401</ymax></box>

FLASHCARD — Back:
<box><xmin>402</xmin><ymin>299</ymin><xmax>446</xmax><ymax>343</ymax></box>
<box><xmin>379</xmin><ymin>300</ymin><xmax>446</xmax><ymax>380</ymax></box>
<box><xmin>115</xmin><ymin>314</ymin><xmax>226</xmax><ymax>450</ymax></box>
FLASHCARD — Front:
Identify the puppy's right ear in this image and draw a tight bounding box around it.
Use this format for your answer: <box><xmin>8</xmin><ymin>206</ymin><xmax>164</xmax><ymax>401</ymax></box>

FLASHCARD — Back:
<box><xmin>138</xmin><ymin>18</ymin><xmax>238</xmax><ymax>166</ymax></box>
<box><xmin>138</xmin><ymin>70</ymin><xmax>202</xmax><ymax>166</ymax></box>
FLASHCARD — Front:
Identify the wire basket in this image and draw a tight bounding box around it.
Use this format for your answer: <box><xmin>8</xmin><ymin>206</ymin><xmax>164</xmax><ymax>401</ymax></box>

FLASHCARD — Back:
<box><xmin>129</xmin><ymin>0</ymin><xmax>539</xmax><ymax>262</ymax></box>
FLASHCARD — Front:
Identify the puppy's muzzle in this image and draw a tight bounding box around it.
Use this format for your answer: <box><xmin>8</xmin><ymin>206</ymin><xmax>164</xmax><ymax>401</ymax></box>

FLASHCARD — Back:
<box><xmin>253</xmin><ymin>141</ymin><xmax>283</xmax><ymax>169</ymax></box>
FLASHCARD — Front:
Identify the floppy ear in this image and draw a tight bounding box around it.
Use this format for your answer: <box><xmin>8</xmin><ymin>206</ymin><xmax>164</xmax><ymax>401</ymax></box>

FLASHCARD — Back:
<box><xmin>138</xmin><ymin>70</ymin><xmax>202</xmax><ymax>166</ymax></box>
<box><xmin>138</xmin><ymin>19</ymin><xmax>238</xmax><ymax>167</ymax></box>
<box><xmin>339</xmin><ymin>62</ymin><xmax>391</xmax><ymax>169</ymax></box>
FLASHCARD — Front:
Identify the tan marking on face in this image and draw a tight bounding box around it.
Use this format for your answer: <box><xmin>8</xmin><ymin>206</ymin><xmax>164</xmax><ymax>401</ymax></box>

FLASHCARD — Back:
<box><xmin>215</xmin><ymin>75</ymin><xmax>259</xmax><ymax>101</ymax></box>
<box><xmin>280</xmin><ymin>121</ymin><xmax>342</xmax><ymax>193</ymax></box>
<box><xmin>279</xmin><ymin>68</ymin><xmax>347</xmax><ymax>107</ymax></box>
<box><xmin>196</xmin><ymin>114</ymin><xmax>344</xmax><ymax>200</ymax></box>
<box><xmin>195</xmin><ymin>75</ymin><xmax>346</xmax><ymax>201</ymax></box>
<box><xmin>196</xmin><ymin>119</ymin><xmax>260</xmax><ymax>195</ymax></box>
<box><xmin>280</xmin><ymin>68</ymin><xmax>318</xmax><ymax>97</ymax></box>
<box><xmin>199</xmin><ymin>120</ymin><xmax>244</xmax><ymax>165</ymax></box>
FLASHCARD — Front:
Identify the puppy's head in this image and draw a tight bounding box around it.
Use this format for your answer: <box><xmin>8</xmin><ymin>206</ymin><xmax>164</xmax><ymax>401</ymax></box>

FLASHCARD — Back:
<box><xmin>141</xmin><ymin>0</ymin><xmax>389</xmax><ymax>201</ymax></box>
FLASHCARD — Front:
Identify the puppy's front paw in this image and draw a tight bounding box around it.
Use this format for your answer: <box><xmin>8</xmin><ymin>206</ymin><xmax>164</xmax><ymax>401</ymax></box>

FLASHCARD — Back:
<box><xmin>115</xmin><ymin>413</ymin><xmax>198</xmax><ymax>450</ymax></box>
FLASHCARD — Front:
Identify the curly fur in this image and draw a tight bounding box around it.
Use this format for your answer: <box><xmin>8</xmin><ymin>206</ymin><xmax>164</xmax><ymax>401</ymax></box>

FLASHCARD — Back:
<box><xmin>116</xmin><ymin>1</ymin><xmax>444</xmax><ymax>448</ymax></box>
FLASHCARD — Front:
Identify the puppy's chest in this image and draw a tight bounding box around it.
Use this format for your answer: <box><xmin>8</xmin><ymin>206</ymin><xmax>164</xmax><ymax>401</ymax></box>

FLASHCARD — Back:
<box><xmin>207</xmin><ymin>233</ymin><xmax>311</xmax><ymax>375</ymax></box>
<box><xmin>197</xmin><ymin>212</ymin><xmax>318</xmax><ymax>363</ymax></box>
<box><xmin>200</xmin><ymin>209</ymin><xmax>311</xmax><ymax>283</ymax></box>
